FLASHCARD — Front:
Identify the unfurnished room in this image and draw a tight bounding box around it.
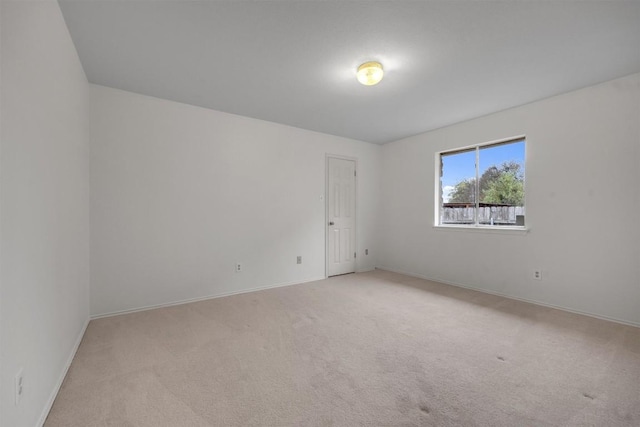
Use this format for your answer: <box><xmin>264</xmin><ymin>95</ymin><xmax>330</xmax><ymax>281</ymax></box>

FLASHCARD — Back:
<box><xmin>1</xmin><ymin>1</ymin><xmax>639</xmax><ymax>426</ymax></box>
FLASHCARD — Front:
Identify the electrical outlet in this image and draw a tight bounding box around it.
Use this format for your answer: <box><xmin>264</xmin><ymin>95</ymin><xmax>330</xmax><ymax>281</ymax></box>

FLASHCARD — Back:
<box><xmin>235</xmin><ymin>263</ymin><xmax>242</xmax><ymax>273</ymax></box>
<box><xmin>297</xmin><ymin>256</ymin><xmax>302</xmax><ymax>264</ymax></box>
<box><xmin>365</xmin><ymin>249</ymin><xmax>369</xmax><ymax>255</ymax></box>
<box><xmin>15</xmin><ymin>368</ymin><xmax>23</xmax><ymax>406</ymax></box>
<box><xmin>533</xmin><ymin>269</ymin><xmax>542</xmax><ymax>280</ymax></box>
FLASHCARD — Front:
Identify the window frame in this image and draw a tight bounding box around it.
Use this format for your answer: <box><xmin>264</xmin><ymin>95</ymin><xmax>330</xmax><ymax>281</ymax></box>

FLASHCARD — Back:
<box><xmin>434</xmin><ymin>135</ymin><xmax>527</xmax><ymax>231</ymax></box>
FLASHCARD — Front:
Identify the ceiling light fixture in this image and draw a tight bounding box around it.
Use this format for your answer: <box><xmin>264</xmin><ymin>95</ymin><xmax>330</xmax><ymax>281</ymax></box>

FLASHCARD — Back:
<box><xmin>357</xmin><ymin>61</ymin><xmax>384</xmax><ymax>86</ymax></box>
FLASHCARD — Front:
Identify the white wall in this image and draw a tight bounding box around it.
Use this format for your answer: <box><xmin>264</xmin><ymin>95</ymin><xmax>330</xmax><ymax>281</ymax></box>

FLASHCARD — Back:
<box><xmin>1</xmin><ymin>6</ymin><xmax>635</xmax><ymax>421</ymax></box>
<box><xmin>90</xmin><ymin>85</ymin><xmax>380</xmax><ymax>316</ymax></box>
<box><xmin>378</xmin><ymin>73</ymin><xmax>640</xmax><ymax>326</ymax></box>
<box><xmin>0</xmin><ymin>1</ymin><xmax>90</xmax><ymax>426</ymax></box>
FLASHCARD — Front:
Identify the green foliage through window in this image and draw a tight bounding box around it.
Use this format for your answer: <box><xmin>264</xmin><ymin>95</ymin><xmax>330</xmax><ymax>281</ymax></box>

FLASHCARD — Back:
<box><xmin>449</xmin><ymin>161</ymin><xmax>524</xmax><ymax>205</ymax></box>
<box><xmin>439</xmin><ymin>138</ymin><xmax>525</xmax><ymax>226</ymax></box>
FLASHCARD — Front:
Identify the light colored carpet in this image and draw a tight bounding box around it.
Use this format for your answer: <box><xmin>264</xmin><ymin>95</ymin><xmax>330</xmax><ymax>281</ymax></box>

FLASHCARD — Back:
<box><xmin>46</xmin><ymin>269</ymin><xmax>640</xmax><ymax>426</ymax></box>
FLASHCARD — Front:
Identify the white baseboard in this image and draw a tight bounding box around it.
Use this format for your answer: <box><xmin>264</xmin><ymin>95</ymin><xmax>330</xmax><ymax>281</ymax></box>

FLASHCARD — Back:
<box><xmin>33</xmin><ymin>267</ymin><xmax>638</xmax><ymax>426</ymax></box>
<box><xmin>91</xmin><ymin>275</ymin><xmax>327</xmax><ymax>319</ymax></box>
<box><xmin>375</xmin><ymin>266</ymin><xmax>640</xmax><ymax>328</ymax></box>
<box><xmin>37</xmin><ymin>317</ymin><xmax>89</xmax><ymax>427</ymax></box>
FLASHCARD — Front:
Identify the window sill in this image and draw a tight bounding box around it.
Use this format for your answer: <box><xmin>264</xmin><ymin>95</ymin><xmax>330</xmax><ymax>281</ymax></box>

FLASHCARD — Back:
<box><xmin>433</xmin><ymin>224</ymin><xmax>529</xmax><ymax>235</ymax></box>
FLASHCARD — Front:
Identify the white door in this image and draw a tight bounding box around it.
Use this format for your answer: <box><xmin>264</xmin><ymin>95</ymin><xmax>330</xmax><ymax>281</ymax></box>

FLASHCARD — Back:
<box><xmin>327</xmin><ymin>157</ymin><xmax>356</xmax><ymax>276</ymax></box>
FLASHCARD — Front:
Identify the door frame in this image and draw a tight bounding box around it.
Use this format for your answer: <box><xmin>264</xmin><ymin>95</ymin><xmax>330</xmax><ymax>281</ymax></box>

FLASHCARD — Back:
<box><xmin>325</xmin><ymin>154</ymin><xmax>358</xmax><ymax>278</ymax></box>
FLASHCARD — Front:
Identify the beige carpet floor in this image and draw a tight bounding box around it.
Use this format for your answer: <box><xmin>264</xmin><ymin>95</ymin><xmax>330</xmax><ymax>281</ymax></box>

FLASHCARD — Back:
<box><xmin>46</xmin><ymin>269</ymin><xmax>640</xmax><ymax>426</ymax></box>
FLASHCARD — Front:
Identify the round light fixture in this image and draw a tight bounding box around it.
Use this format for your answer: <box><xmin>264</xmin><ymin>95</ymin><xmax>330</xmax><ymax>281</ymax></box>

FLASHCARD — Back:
<box><xmin>357</xmin><ymin>61</ymin><xmax>384</xmax><ymax>86</ymax></box>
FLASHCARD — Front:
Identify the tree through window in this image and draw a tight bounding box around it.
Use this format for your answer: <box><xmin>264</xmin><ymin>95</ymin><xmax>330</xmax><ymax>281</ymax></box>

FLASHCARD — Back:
<box><xmin>438</xmin><ymin>138</ymin><xmax>525</xmax><ymax>227</ymax></box>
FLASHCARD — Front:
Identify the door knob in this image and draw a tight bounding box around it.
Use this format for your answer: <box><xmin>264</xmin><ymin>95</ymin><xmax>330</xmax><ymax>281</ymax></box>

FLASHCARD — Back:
<box><xmin>329</xmin><ymin>221</ymin><xmax>334</xmax><ymax>226</ymax></box>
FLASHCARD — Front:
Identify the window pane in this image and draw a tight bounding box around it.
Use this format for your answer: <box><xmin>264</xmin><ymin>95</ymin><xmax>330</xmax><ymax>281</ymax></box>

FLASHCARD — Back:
<box><xmin>440</xmin><ymin>149</ymin><xmax>476</xmax><ymax>225</ymax></box>
<box><xmin>478</xmin><ymin>140</ymin><xmax>525</xmax><ymax>226</ymax></box>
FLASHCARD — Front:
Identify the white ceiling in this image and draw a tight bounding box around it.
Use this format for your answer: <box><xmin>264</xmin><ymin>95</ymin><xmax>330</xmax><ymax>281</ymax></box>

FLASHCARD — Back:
<box><xmin>59</xmin><ymin>1</ymin><xmax>640</xmax><ymax>144</ymax></box>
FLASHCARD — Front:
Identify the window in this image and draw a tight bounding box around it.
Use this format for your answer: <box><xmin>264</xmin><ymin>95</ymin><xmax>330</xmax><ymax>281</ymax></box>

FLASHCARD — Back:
<box><xmin>437</xmin><ymin>137</ymin><xmax>525</xmax><ymax>228</ymax></box>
